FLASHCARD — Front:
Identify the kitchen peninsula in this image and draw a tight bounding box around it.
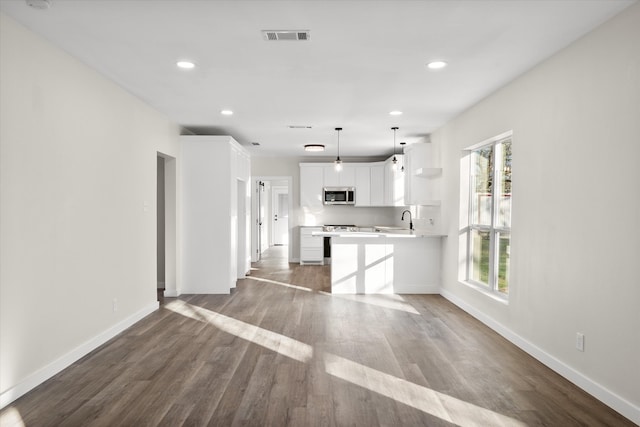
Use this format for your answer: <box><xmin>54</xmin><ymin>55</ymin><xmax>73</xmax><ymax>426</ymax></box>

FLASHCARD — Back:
<box><xmin>314</xmin><ymin>229</ymin><xmax>443</xmax><ymax>294</ymax></box>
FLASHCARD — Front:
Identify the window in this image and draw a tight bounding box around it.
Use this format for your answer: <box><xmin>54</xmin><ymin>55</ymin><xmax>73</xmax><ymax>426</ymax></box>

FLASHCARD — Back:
<box><xmin>467</xmin><ymin>133</ymin><xmax>512</xmax><ymax>296</ymax></box>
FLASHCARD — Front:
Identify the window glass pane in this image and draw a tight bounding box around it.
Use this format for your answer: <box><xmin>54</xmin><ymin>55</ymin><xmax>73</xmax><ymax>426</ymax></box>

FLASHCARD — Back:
<box><xmin>470</xmin><ymin>229</ymin><xmax>490</xmax><ymax>286</ymax></box>
<box><xmin>496</xmin><ymin>140</ymin><xmax>512</xmax><ymax>228</ymax></box>
<box><xmin>497</xmin><ymin>232</ymin><xmax>510</xmax><ymax>294</ymax></box>
<box><xmin>471</xmin><ymin>146</ymin><xmax>493</xmax><ymax>226</ymax></box>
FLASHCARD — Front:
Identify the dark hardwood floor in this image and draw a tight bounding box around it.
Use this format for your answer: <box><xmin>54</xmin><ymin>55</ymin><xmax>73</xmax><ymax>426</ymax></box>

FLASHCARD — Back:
<box><xmin>1</xmin><ymin>246</ymin><xmax>634</xmax><ymax>426</ymax></box>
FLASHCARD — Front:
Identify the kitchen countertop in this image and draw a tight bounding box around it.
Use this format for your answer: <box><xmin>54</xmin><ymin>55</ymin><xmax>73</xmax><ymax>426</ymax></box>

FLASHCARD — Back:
<box><xmin>312</xmin><ymin>230</ymin><xmax>446</xmax><ymax>238</ymax></box>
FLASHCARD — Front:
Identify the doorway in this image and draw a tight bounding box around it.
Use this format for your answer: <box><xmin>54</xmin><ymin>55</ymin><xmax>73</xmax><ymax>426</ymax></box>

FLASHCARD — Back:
<box><xmin>272</xmin><ymin>186</ymin><xmax>289</xmax><ymax>246</ymax></box>
<box><xmin>157</xmin><ymin>153</ymin><xmax>177</xmax><ymax>299</ymax></box>
<box><xmin>252</xmin><ymin>176</ymin><xmax>292</xmax><ymax>263</ymax></box>
<box><xmin>237</xmin><ymin>179</ymin><xmax>249</xmax><ymax>279</ymax></box>
<box><xmin>157</xmin><ymin>156</ymin><xmax>165</xmax><ymax>301</ymax></box>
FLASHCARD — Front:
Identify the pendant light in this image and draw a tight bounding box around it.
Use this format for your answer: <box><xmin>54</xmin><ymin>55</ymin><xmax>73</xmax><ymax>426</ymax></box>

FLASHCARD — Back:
<box><xmin>400</xmin><ymin>142</ymin><xmax>406</xmax><ymax>172</ymax></box>
<box><xmin>391</xmin><ymin>127</ymin><xmax>399</xmax><ymax>171</ymax></box>
<box><xmin>334</xmin><ymin>127</ymin><xmax>343</xmax><ymax>172</ymax></box>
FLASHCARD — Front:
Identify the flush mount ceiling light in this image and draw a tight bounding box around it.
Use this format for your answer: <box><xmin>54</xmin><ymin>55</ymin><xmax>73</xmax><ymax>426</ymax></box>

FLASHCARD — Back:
<box><xmin>176</xmin><ymin>61</ymin><xmax>195</xmax><ymax>69</ymax></box>
<box><xmin>26</xmin><ymin>0</ymin><xmax>51</xmax><ymax>9</ymax></box>
<box><xmin>220</xmin><ymin>110</ymin><xmax>234</xmax><ymax>116</ymax></box>
<box><xmin>334</xmin><ymin>127</ymin><xmax>343</xmax><ymax>172</ymax></box>
<box><xmin>427</xmin><ymin>61</ymin><xmax>447</xmax><ymax>70</ymax></box>
<box><xmin>389</xmin><ymin>111</ymin><xmax>403</xmax><ymax>116</ymax></box>
<box><xmin>304</xmin><ymin>144</ymin><xmax>325</xmax><ymax>152</ymax></box>
<box><xmin>391</xmin><ymin>127</ymin><xmax>399</xmax><ymax>172</ymax></box>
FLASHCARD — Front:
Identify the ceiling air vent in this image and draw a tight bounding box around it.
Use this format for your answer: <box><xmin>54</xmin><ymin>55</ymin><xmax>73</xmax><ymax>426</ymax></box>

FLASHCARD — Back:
<box><xmin>262</xmin><ymin>30</ymin><xmax>310</xmax><ymax>41</ymax></box>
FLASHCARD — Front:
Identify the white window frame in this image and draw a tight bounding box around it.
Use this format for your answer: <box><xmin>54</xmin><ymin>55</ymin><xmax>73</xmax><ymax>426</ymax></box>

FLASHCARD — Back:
<box><xmin>465</xmin><ymin>131</ymin><xmax>512</xmax><ymax>297</ymax></box>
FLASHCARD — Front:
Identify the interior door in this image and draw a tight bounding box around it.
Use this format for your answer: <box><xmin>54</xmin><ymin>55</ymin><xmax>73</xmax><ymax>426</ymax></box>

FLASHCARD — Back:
<box><xmin>272</xmin><ymin>187</ymin><xmax>289</xmax><ymax>246</ymax></box>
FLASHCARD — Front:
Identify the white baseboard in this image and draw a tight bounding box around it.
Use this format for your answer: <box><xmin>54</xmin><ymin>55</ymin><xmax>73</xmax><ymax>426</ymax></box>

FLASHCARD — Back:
<box><xmin>164</xmin><ymin>289</ymin><xmax>179</xmax><ymax>297</ymax></box>
<box><xmin>440</xmin><ymin>289</ymin><xmax>640</xmax><ymax>425</ymax></box>
<box><xmin>395</xmin><ymin>283</ymin><xmax>440</xmax><ymax>294</ymax></box>
<box><xmin>0</xmin><ymin>301</ymin><xmax>159</xmax><ymax>409</ymax></box>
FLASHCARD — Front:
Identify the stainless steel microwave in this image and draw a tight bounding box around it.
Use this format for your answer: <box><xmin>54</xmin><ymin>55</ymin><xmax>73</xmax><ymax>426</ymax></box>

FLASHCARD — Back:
<box><xmin>323</xmin><ymin>187</ymin><xmax>355</xmax><ymax>205</ymax></box>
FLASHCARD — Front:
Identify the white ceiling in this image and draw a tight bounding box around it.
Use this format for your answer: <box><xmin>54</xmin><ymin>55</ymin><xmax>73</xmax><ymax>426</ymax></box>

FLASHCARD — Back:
<box><xmin>1</xmin><ymin>0</ymin><xmax>635</xmax><ymax>157</ymax></box>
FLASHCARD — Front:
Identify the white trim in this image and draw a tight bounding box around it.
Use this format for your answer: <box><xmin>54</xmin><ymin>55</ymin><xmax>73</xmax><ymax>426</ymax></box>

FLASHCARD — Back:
<box><xmin>440</xmin><ymin>289</ymin><xmax>640</xmax><ymax>425</ymax></box>
<box><xmin>463</xmin><ymin>129</ymin><xmax>513</xmax><ymax>151</ymax></box>
<box><xmin>0</xmin><ymin>302</ymin><xmax>159</xmax><ymax>409</ymax></box>
<box><xmin>252</xmin><ymin>175</ymin><xmax>294</xmax><ymax>263</ymax></box>
<box><xmin>460</xmin><ymin>280</ymin><xmax>509</xmax><ymax>304</ymax></box>
<box><xmin>164</xmin><ymin>289</ymin><xmax>179</xmax><ymax>297</ymax></box>
<box><xmin>395</xmin><ymin>283</ymin><xmax>440</xmax><ymax>294</ymax></box>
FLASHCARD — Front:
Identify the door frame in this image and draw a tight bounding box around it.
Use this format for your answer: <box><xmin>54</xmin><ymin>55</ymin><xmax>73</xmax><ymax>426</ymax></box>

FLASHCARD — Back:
<box><xmin>251</xmin><ymin>176</ymin><xmax>293</xmax><ymax>263</ymax></box>
<box><xmin>271</xmin><ymin>185</ymin><xmax>289</xmax><ymax>246</ymax></box>
<box><xmin>157</xmin><ymin>152</ymin><xmax>178</xmax><ymax>297</ymax></box>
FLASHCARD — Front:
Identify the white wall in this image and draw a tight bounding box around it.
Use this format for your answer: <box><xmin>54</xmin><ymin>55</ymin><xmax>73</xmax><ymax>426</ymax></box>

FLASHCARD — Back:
<box><xmin>0</xmin><ymin>14</ymin><xmax>181</xmax><ymax>406</ymax></box>
<box><xmin>181</xmin><ymin>136</ymin><xmax>250</xmax><ymax>294</ymax></box>
<box><xmin>251</xmin><ymin>156</ymin><xmax>403</xmax><ymax>261</ymax></box>
<box><xmin>434</xmin><ymin>4</ymin><xmax>640</xmax><ymax>423</ymax></box>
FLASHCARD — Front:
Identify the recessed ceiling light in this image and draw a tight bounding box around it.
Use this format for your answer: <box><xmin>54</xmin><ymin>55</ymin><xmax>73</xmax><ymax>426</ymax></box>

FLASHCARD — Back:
<box><xmin>304</xmin><ymin>144</ymin><xmax>325</xmax><ymax>152</ymax></box>
<box><xmin>176</xmin><ymin>61</ymin><xmax>195</xmax><ymax>69</ymax></box>
<box><xmin>427</xmin><ymin>61</ymin><xmax>447</xmax><ymax>70</ymax></box>
<box><xmin>220</xmin><ymin>110</ymin><xmax>234</xmax><ymax>116</ymax></box>
<box><xmin>389</xmin><ymin>111</ymin><xmax>403</xmax><ymax>116</ymax></box>
<box><xmin>26</xmin><ymin>0</ymin><xmax>51</xmax><ymax>10</ymax></box>
<box><xmin>288</xmin><ymin>125</ymin><xmax>313</xmax><ymax>129</ymax></box>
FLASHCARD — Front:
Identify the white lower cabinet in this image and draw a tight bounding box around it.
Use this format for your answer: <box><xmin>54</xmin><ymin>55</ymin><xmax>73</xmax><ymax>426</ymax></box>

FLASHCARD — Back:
<box><xmin>300</xmin><ymin>227</ymin><xmax>324</xmax><ymax>265</ymax></box>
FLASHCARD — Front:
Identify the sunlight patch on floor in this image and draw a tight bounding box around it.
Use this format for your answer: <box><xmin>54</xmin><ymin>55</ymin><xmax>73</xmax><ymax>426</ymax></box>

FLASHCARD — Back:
<box><xmin>324</xmin><ymin>353</ymin><xmax>527</xmax><ymax>427</ymax></box>
<box><xmin>251</xmin><ymin>273</ymin><xmax>420</xmax><ymax>315</ymax></box>
<box><xmin>320</xmin><ymin>292</ymin><xmax>420</xmax><ymax>315</ymax></box>
<box><xmin>167</xmin><ymin>300</ymin><xmax>526</xmax><ymax>426</ymax></box>
<box><xmin>250</xmin><ymin>276</ymin><xmax>312</xmax><ymax>292</ymax></box>
<box><xmin>165</xmin><ymin>300</ymin><xmax>313</xmax><ymax>363</ymax></box>
<box><xmin>0</xmin><ymin>407</ymin><xmax>26</xmax><ymax>427</ymax></box>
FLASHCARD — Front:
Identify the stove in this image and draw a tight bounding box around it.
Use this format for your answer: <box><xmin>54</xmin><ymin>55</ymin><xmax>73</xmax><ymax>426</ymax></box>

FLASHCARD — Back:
<box><xmin>323</xmin><ymin>224</ymin><xmax>359</xmax><ymax>232</ymax></box>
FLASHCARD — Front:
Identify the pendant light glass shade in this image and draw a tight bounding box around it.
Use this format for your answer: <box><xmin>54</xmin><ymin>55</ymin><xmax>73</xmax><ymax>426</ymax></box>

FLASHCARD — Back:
<box><xmin>334</xmin><ymin>127</ymin><xmax>343</xmax><ymax>172</ymax></box>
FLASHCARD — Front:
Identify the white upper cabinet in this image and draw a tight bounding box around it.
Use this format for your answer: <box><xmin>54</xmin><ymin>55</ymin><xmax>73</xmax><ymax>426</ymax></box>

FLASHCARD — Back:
<box><xmin>301</xmin><ymin>161</ymin><xmax>406</xmax><ymax>208</ymax></box>
<box><xmin>404</xmin><ymin>143</ymin><xmax>441</xmax><ymax>206</ymax></box>
<box><xmin>323</xmin><ymin>165</ymin><xmax>339</xmax><ymax>187</ymax></box>
<box><xmin>370</xmin><ymin>164</ymin><xmax>385</xmax><ymax>206</ymax></box>
<box><xmin>300</xmin><ymin>165</ymin><xmax>324</xmax><ymax>210</ymax></box>
<box><xmin>384</xmin><ymin>155</ymin><xmax>405</xmax><ymax>206</ymax></box>
<box><xmin>323</xmin><ymin>164</ymin><xmax>355</xmax><ymax>187</ymax></box>
<box><xmin>355</xmin><ymin>166</ymin><xmax>371</xmax><ymax>206</ymax></box>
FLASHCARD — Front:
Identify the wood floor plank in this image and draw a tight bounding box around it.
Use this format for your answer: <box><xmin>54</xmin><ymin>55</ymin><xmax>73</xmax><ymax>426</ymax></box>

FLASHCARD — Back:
<box><xmin>1</xmin><ymin>246</ymin><xmax>635</xmax><ymax>426</ymax></box>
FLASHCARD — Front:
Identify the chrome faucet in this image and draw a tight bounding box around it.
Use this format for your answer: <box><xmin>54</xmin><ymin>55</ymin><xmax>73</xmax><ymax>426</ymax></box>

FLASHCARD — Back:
<box><xmin>401</xmin><ymin>209</ymin><xmax>413</xmax><ymax>230</ymax></box>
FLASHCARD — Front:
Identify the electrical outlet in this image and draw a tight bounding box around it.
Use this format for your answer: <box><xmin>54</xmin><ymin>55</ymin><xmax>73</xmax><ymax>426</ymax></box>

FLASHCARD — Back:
<box><xmin>429</xmin><ymin>218</ymin><xmax>434</xmax><ymax>225</ymax></box>
<box><xmin>112</xmin><ymin>298</ymin><xmax>118</xmax><ymax>313</ymax></box>
<box><xmin>576</xmin><ymin>332</ymin><xmax>585</xmax><ymax>352</ymax></box>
